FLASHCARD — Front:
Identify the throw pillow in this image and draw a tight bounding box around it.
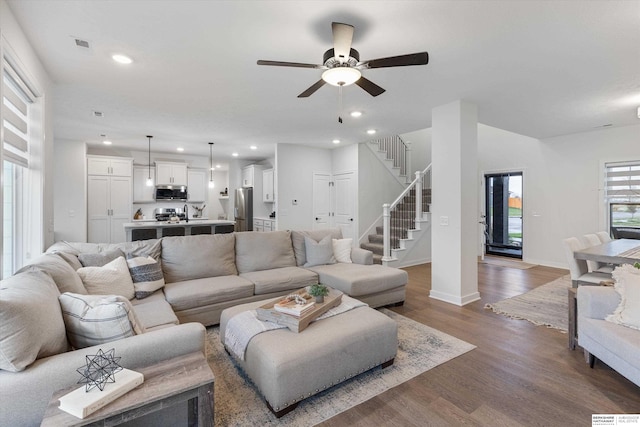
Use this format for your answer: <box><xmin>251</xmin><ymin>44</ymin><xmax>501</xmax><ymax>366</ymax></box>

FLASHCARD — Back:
<box><xmin>78</xmin><ymin>248</ymin><xmax>125</xmax><ymax>267</ymax></box>
<box><xmin>332</xmin><ymin>238</ymin><xmax>353</xmax><ymax>263</ymax></box>
<box><xmin>606</xmin><ymin>264</ymin><xmax>640</xmax><ymax>330</ymax></box>
<box><xmin>126</xmin><ymin>256</ymin><xmax>165</xmax><ymax>299</ymax></box>
<box><xmin>77</xmin><ymin>256</ymin><xmax>135</xmax><ymax>300</ymax></box>
<box><xmin>16</xmin><ymin>253</ymin><xmax>87</xmax><ymax>294</ymax></box>
<box><xmin>0</xmin><ymin>270</ymin><xmax>68</xmax><ymax>372</ymax></box>
<box><xmin>59</xmin><ymin>293</ymin><xmax>145</xmax><ymax>349</ymax></box>
<box><xmin>303</xmin><ymin>235</ymin><xmax>336</xmax><ymax>268</ymax></box>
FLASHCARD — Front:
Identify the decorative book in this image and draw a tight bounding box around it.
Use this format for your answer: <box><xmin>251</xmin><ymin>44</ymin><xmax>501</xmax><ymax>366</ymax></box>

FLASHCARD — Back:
<box><xmin>274</xmin><ymin>292</ymin><xmax>315</xmax><ymax>317</ymax></box>
<box><xmin>58</xmin><ymin>369</ymin><xmax>144</xmax><ymax>419</ymax></box>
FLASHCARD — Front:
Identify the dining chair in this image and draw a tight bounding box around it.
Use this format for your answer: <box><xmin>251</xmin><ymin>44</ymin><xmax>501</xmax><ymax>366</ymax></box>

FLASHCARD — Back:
<box><xmin>562</xmin><ymin>237</ymin><xmax>613</xmax><ymax>287</ymax></box>
<box><xmin>596</xmin><ymin>231</ymin><xmax>613</xmax><ymax>243</ymax></box>
<box><xmin>583</xmin><ymin>234</ymin><xmax>614</xmax><ymax>273</ymax></box>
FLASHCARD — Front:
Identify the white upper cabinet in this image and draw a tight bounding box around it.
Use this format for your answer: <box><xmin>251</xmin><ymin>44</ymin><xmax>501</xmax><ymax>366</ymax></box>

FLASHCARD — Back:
<box><xmin>263</xmin><ymin>168</ymin><xmax>274</xmax><ymax>202</ymax></box>
<box><xmin>187</xmin><ymin>169</ymin><xmax>207</xmax><ymax>202</ymax></box>
<box><xmin>87</xmin><ymin>155</ymin><xmax>132</xmax><ymax>176</ymax></box>
<box><xmin>155</xmin><ymin>161</ymin><xmax>188</xmax><ymax>186</ymax></box>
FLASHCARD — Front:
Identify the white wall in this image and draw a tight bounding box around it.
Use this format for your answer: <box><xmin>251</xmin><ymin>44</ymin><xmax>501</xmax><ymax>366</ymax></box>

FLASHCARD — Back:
<box><xmin>276</xmin><ymin>144</ymin><xmax>332</xmax><ymax>231</ymax></box>
<box><xmin>357</xmin><ymin>143</ymin><xmax>406</xmax><ymax>241</ymax></box>
<box><xmin>53</xmin><ymin>140</ymin><xmax>87</xmax><ymax>242</ymax></box>
<box><xmin>1</xmin><ymin>0</ymin><xmax>54</xmax><ymax>255</ymax></box>
<box><xmin>476</xmin><ymin>123</ymin><xmax>640</xmax><ymax>268</ymax></box>
<box><xmin>401</xmin><ymin>128</ymin><xmax>432</xmax><ymax>173</ymax></box>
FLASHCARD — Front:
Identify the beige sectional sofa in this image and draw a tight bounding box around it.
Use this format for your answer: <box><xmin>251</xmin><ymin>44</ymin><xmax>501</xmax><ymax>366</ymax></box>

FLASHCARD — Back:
<box><xmin>0</xmin><ymin>228</ymin><xmax>407</xmax><ymax>426</ymax></box>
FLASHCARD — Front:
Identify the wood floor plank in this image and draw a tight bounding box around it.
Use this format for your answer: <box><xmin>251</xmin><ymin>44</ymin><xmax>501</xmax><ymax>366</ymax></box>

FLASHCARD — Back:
<box><xmin>317</xmin><ymin>262</ymin><xmax>640</xmax><ymax>427</ymax></box>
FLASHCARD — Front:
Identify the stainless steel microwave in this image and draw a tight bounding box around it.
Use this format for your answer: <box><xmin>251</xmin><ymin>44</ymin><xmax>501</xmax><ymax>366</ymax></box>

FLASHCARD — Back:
<box><xmin>155</xmin><ymin>186</ymin><xmax>188</xmax><ymax>201</ymax></box>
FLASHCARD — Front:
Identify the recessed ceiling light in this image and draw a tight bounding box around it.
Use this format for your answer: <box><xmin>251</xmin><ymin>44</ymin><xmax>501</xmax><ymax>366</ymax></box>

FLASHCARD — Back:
<box><xmin>177</xmin><ymin>147</ymin><xmax>184</xmax><ymax>152</ymax></box>
<box><xmin>332</xmin><ymin>139</ymin><xmax>341</xmax><ymax>144</ymax></box>
<box><xmin>250</xmin><ymin>145</ymin><xmax>257</xmax><ymax>150</ymax></box>
<box><xmin>112</xmin><ymin>54</ymin><xmax>133</xmax><ymax>64</ymax></box>
<box><xmin>216</xmin><ymin>164</ymin><xmax>221</xmax><ymax>168</ymax></box>
<box><xmin>350</xmin><ymin>111</ymin><xmax>362</xmax><ymax>118</ymax></box>
<box><xmin>366</xmin><ymin>129</ymin><xmax>377</xmax><ymax>135</ymax></box>
<box><xmin>232</xmin><ymin>152</ymin><xmax>239</xmax><ymax>157</ymax></box>
<box><xmin>102</xmin><ymin>140</ymin><xmax>112</xmax><ymax>145</ymax></box>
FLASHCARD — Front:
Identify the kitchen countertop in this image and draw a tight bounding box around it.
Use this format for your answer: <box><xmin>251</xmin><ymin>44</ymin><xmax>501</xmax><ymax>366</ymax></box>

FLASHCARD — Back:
<box><xmin>254</xmin><ymin>217</ymin><xmax>275</xmax><ymax>221</ymax></box>
<box><xmin>123</xmin><ymin>219</ymin><xmax>235</xmax><ymax>228</ymax></box>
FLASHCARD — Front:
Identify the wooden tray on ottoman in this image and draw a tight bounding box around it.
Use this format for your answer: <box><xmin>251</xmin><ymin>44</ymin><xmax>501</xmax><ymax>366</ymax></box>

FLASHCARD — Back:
<box><xmin>256</xmin><ymin>287</ymin><xmax>343</xmax><ymax>333</ymax></box>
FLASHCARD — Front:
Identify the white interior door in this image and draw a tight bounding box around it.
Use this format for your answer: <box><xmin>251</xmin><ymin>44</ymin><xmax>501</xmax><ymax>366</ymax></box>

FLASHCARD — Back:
<box><xmin>334</xmin><ymin>171</ymin><xmax>356</xmax><ymax>241</ymax></box>
<box><xmin>312</xmin><ymin>172</ymin><xmax>332</xmax><ymax>230</ymax></box>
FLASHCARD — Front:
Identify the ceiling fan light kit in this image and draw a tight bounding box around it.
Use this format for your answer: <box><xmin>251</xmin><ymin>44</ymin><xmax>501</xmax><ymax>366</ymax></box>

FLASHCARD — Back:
<box><xmin>257</xmin><ymin>22</ymin><xmax>429</xmax><ymax>98</ymax></box>
<box><xmin>322</xmin><ymin>67</ymin><xmax>361</xmax><ymax>87</ymax></box>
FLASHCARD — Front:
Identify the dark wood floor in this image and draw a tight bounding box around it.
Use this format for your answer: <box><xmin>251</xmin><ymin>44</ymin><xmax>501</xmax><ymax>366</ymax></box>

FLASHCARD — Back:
<box><xmin>320</xmin><ymin>262</ymin><xmax>640</xmax><ymax>426</ymax></box>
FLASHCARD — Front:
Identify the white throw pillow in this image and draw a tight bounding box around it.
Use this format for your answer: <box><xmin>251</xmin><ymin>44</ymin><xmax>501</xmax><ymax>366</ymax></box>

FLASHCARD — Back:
<box><xmin>606</xmin><ymin>264</ymin><xmax>640</xmax><ymax>330</ymax></box>
<box><xmin>77</xmin><ymin>256</ymin><xmax>135</xmax><ymax>300</ymax></box>
<box><xmin>126</xmin><ymin>256</ymin><xmax>165</xmax><ymax>299</ymax></box>
<box><xmin>332</xmin><ymin>238</ymin><xmax>353</xmax><ymax>263</ymax></box>
<box><xmin>59</xmin><ymin>293</ymin><xmax>145</xmax><ymax>349</ymax></box>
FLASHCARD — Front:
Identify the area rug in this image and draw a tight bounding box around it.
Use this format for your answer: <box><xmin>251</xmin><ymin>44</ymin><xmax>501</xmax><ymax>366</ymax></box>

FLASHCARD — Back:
<box><xmin>205</xmin><ymin>308</ymin><xmax>475</xmax><ymax>426</ymax></box>
<box><xmin>484</xmin><ymin>275</ymin><xmax>571</xmax><ymax>332</ymax></box>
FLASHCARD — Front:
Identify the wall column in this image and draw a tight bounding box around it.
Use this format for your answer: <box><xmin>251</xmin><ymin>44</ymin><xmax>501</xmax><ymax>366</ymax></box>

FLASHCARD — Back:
<box><xmin>430</xmin><ymin>100</ymin><xmax>480</xmax><ymax>306</ymax></box>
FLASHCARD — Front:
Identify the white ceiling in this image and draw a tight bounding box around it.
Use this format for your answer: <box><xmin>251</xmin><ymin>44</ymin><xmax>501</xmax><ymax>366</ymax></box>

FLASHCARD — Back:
<box><xmin>6</xmin><ymin>0</ymin><xmax>640</xmax><ymax>160</ymax></box>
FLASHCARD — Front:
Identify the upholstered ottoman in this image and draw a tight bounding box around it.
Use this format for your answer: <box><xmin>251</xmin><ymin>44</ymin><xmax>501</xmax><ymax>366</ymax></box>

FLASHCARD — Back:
<box><xmin>220</xmin><ymin>298</ymin><xmax>398</xmax><ymax>417</ymax></box>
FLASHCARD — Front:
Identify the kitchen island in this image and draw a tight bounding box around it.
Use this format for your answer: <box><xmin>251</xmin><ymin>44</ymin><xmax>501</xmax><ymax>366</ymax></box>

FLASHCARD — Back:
<box><xmin>123</xmin><ymin>219</ymin><xmax>235</xmax><ymax>241</ymax></box>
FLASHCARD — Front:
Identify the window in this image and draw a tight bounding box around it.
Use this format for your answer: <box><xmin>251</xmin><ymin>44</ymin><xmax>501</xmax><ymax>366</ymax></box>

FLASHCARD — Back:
<box><xmin>604</xmin><ymin>161</ymin><xmax>640</xmax><ymax>237</ymax></box>
<box><xmin>2</xmin><ymin>55</ymin><xmax>37</xmax><ymax>278</ymax></box>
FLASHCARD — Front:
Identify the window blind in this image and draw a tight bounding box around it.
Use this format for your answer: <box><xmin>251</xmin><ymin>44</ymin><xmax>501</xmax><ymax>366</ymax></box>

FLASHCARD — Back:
<box><xmin>2</xmin><ymin>59</ymin><xmax>33</xmax><ymax>168</ymax></box>
<box><xmin>605</xmin><ymin>161</ymin><xmax>640</xmax><ymax>202</ymax></box>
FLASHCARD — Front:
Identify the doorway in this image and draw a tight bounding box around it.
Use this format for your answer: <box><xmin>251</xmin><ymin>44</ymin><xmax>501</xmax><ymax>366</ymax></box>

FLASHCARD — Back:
<box><xmin>312</xmin><ymin>171</ymin><xmax>357</xmax><ymax>241</ymax></box>
<box><xmin>484</xmin><ymin>172</ymin><xmax>523</xmax><ymax>259</ymax></box>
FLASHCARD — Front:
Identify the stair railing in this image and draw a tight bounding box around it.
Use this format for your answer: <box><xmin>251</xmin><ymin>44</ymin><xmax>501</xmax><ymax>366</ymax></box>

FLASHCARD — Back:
<box><xmin>382</xmin><ymin>164</ymin><xmax>432</xmax><ymax>262</ymax></box>
<box><xmin>374</xmin><ymin>135</ymin><xmax>409</xmax><ymax>178</ymax></box>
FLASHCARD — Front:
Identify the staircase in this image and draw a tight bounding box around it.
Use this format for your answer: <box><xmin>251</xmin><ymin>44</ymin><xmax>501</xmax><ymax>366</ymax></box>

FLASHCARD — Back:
<box><xmin>360</xmin><ymin>135</ymin><xmax>432</xmax><ymax>266</ymax></box>
<box><xmin>362</xmin><ymin>185</ymin><xmax>431</xmax><ymax>264</ymax></box>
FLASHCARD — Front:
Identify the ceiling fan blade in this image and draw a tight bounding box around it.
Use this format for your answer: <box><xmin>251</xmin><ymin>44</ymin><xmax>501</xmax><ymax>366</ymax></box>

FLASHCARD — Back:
<box><xmin>361</xmin><ymin>52</ymin><xmax>429</xmax><ymax>69</ymax></box>
<box><xmin>332</xmin><ymin>22</ymin><xmax>354</xmax><ymax>63</ymax></box>
<box><xmin>355</xmin><ymin>77</ymin><xmax>386</xmax><ymax>97</ymax></box>
<box><xmin>297</xmin><ymin>79</ymin><xmax>327</xmax><ymax>98</ymax></box>
<box><xmin>257</xmin><ymin>60</ymin><xmax>324</xmax><ymax>69</ymax></box>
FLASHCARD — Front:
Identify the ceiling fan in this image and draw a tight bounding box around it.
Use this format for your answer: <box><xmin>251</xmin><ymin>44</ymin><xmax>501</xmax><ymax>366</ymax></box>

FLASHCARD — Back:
<box><xmin>257</xmin><ymin>22</ymin><xmax>429</xmax><ymax>98</ymax></box>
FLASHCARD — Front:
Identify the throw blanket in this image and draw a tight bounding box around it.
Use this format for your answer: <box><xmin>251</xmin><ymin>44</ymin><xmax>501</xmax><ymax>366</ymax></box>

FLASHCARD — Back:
<box><xmin>224</xmin><ymin>295</ymin><xmax>367</xmax><ymax>360</ymax></box>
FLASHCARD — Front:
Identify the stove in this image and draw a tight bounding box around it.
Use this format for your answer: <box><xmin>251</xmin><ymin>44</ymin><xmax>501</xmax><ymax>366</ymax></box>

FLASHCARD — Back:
<box><xmin>154</xmin><ymin>207</ymin><xmax>186</xmax><ymax>222</ymax></box>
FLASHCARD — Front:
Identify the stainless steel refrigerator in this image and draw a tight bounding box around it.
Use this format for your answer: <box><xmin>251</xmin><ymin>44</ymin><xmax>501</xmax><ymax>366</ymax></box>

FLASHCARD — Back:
<box><xmin>234</xmin><ymin>187</ymin><xmax>253</xmax><ymax>231</ymax></box>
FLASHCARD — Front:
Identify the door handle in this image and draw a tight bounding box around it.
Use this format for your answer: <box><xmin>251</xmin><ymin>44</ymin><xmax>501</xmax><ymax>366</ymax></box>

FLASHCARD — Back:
<box><xmin>315</xmin><ymin>217</ymin><xmax>320</xmax><ymax>221</ymax></box>
<box><xmin>349</xmin><ymin>218</ymin><xmax>354</xmax><ymax>222</ymax></box>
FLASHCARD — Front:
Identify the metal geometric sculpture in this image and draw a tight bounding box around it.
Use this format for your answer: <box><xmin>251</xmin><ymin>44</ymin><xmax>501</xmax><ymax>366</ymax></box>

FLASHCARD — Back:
<box><xmin>76</xmin><ymin>348</ymin><xmax>123</xmax><ymax>392</ymax></box>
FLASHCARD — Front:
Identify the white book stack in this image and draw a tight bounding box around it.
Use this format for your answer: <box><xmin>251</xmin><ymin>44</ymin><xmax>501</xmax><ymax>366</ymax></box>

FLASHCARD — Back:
<box><xmin>58</xmin><ymin>369</ymin><xmax>144</xmax><ymax>419</ymax></box>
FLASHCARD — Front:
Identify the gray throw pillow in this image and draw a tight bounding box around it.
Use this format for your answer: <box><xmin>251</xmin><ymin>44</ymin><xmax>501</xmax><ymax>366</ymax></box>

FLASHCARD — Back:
<box><xmin>16</xmin><ymin>253</ymin><xmax>87</xmax><ymax>294</ymax></box>
<box><xmin>126</xmin><ymin>256</ymin><xmax>165</xmax><ymax>299</ymax></box>
<box><xmin>0</xmin><ymin>270</ymin><xmax>68</xmax><ymax>372</ymax></box>
<box><xmin>78</xmin><ymin>248</ymin><xmax>125</xmax><ymax>267</ymax></box>
<box><xmin>303</xmin><ymin>235</ymin><xmax>336</xmax><ymax>267</ymax></box>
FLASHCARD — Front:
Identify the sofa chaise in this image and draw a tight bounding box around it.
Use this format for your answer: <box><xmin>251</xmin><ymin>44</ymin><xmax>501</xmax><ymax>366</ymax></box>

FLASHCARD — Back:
<box><xmin>0</xmin><ymin>228</ymin><xmax>408</xmax><ymax>426</ymax></box>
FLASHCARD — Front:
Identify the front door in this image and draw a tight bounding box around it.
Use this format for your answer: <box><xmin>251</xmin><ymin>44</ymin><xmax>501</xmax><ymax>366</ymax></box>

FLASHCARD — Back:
<box><xmin>484</xmin><ymin>172</ymin><xmax>523</xmax><ymax>258</ymax></box>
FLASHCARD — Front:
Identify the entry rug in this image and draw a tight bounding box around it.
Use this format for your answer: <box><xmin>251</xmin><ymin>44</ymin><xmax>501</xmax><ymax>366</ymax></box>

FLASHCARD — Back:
<box><xmin>485</xmin><ymin>275</ymin><xmax>571</xmax><ymax>332</ymax></box>
<box><xmin>205</xmin><ymin>308</ymin><xmax>476</xmax><ymax>426</ymax></box>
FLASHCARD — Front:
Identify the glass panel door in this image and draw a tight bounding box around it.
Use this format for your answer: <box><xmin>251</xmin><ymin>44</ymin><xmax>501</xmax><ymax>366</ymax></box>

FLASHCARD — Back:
<box><xmin>485</xmin><ymin>172</ymin><xmax>523</xmax><ymax>258</ymax></box>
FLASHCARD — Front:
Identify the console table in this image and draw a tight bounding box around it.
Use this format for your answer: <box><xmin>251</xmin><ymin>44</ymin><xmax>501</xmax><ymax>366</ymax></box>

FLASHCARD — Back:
<box><xmin>41</xmin><ymin>351</ymin><xmax>214</xmax><ymax>427</ymax></box>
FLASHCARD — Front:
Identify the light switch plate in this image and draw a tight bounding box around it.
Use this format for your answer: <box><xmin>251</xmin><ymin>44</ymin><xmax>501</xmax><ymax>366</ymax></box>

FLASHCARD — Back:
<box><xmin>440</xmin><ymin>216</ymin><xmax>449</xmax><ymax>226</ymax></box>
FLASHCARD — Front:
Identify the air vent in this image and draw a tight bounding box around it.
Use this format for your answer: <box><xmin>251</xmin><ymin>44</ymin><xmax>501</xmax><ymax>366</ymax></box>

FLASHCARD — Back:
<box><xmin>93</xmin><ymin>111</ymin><xmax>104</xmax><ymax>118</ymax></box>
<box><xmin>75</xmin><ymin>38</ymin><xmax>90</xmax><ymax>49</ymax></box>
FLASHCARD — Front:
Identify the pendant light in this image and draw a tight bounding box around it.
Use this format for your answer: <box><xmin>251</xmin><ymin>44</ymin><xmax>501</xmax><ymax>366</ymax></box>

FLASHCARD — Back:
<box><xmin>208</xmin><ymin>142</ymin><xmax>215</xmax><ymax>188</ymax></box>
<box><xmin>145</xmin><ymin>135</ymin><xmax>153</xmax><ymax>186</ymax></box>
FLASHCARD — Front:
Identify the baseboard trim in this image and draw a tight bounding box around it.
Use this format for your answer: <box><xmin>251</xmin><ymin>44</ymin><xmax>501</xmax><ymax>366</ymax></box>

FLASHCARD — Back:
<box><xmin>429</xmin><ymin>290</ymin><xmax>481</xmax><ymax>306</ymax></box>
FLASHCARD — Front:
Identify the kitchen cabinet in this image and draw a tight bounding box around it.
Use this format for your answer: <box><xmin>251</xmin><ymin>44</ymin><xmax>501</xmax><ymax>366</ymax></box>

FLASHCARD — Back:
<box><xmin>262</xmin><ymin>168</ymin><xmax>274</xmax><ymax>203</ymax></box>
<box><xmin>156</xmin><ymin>161</ymin><xmax>188</xmax><ymax>186</ymax></box>
<box><xmin>263</xmin><ymin>219</ymin><xmax>274</xmax><ymax>231</ymax></box>
<box><xmin>241</xmin><ymin>164</ymin><xmax>263</xmax><ymax>188</ymax></box>
<box><xmin>87</xmin><ymin>155</ymin><xmax>132</xmax><ymax>176</ymax></box>
<box><xmin>253</xmin><ymin>218</ymin><xmax>264</xmax><ymax>232</ymax></box>
<box><xmin>187</xmin><ymin>169</ymin><xmax>207</xmax><ymax>202</ymax></box>
<box><xmin>88</xmin><ymin>175</ymin><xmax>132</xmax><ymax>243</ymax></box>
<box><xmin>133</xmin><ymin>166</ymin><xmax>155</xmax><ymax>203</ymax></box>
